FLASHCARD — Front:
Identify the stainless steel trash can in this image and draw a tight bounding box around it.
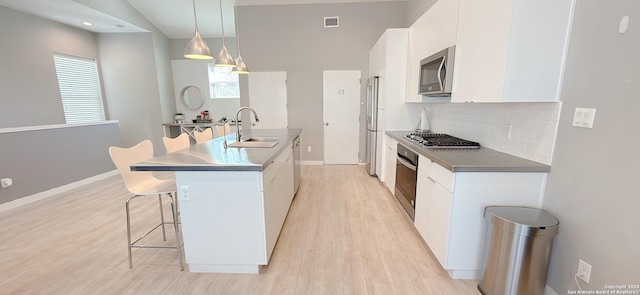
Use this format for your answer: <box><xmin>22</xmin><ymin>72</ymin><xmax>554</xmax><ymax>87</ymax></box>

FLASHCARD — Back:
<box><xmin>478</xmin><ymin>206</ymin><xmax>559</xmax><ymax>295</ymax></box>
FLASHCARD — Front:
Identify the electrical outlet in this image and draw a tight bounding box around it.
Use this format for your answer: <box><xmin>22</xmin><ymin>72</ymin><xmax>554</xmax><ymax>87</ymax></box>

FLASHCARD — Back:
<box><xmin>1</xmin><ymin>178</ymin><xmax>12</xmax><ymax>188</ymax></box>
<box><xmin>307</xmin><ymin>146</ymin><xmax>311</xmax><ymax>153</ymax></box>
<box><xmin>576</xmin><ymin>259</ymin><xmax>592</xmax><ymax>283</ymax></box>
<box><xmin>503</xmin><ymin>124</ymin><xmax>512</xmax><ymax>139</ymax></box>
<box><xmin>180</xmin><ymin>185</ymin><xmax>190</xmax><ymax>201</ymax></box>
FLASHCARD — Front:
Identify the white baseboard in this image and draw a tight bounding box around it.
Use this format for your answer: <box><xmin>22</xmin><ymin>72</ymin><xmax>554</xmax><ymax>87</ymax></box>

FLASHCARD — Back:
<box><xmin>0</xmin><ymin>170</ymin><xmax>119</xmax><ymax>213</ymax></box>
<box><xmin>545</xmin><ymin>285</ymin><xmax>559</xmax><ymax>295</ymax></box>
<box><xmin>301</xmin><ymin>161</ymin><xmax>324</xmax><ymax>165</ymax></box>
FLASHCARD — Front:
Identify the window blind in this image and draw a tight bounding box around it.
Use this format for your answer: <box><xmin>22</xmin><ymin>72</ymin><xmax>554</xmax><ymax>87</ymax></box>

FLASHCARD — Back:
<box><xmin>53</xmin><ymin>54</ymin><xmax>105</xmax><ymax>124</ymax></box>
<box><xmin>208</xmin><ymin>64</ymin><xmax>240</xmax><ymax>99</ymax></box>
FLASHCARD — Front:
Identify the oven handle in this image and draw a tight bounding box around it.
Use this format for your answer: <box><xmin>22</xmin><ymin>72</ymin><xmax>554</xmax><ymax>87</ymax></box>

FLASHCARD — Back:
<box><xmin>397</xmin><ymin>154</ymin><xmax>417</xmax><ymax>171</ymax></box>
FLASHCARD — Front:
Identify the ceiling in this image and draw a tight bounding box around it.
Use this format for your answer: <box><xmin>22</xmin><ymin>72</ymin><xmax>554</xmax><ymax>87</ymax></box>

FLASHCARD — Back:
<box><xmin>0</xmin><ymin>0</ymin><xmax>405</xmax><ymax>39</ymax></box>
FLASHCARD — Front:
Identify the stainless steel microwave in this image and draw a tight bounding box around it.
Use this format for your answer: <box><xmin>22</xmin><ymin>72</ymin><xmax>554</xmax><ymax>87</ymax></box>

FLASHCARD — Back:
<box><xmin>419</xmin><ymin>46</ymin><xmax>455</xmax><ymax>96</ymax></box>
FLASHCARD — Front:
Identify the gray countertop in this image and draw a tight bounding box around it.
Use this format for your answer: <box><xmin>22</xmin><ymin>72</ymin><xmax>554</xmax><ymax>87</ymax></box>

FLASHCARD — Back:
<box><xmin>386</xmin><ymin>131</ymin><xmax>550</xmax><ymax>173</ymax></box>
<box><xmin>131</xmin><ymin>129</ymin><xmax>302</xmax><ymax>172</ymax></box>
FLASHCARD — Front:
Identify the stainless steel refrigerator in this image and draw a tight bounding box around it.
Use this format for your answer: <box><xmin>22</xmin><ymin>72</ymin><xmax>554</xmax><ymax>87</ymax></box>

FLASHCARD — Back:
<box><xmin>365</xmin><ymin>76</ymin><xmax>379</xmax><ymax>176</ymax></box>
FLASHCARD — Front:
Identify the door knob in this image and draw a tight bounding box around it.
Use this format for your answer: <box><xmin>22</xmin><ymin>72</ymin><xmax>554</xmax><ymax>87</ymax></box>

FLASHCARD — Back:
<box><xmin>324</xmin><ymin>122</ymin><xmax>329</xmax><ymax>126</ymax></box>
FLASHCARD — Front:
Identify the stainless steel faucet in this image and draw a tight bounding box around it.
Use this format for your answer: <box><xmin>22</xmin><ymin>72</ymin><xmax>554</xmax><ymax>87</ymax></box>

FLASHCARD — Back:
<box><xmin>235</xmin><ymin>106</ymin><xmax>260</xmax><ymax>142</ymax></box>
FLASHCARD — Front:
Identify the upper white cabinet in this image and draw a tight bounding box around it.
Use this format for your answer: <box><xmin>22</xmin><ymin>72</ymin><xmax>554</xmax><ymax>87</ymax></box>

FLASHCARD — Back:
<box><xmin>452</xmin><ymin>0</ymin><xmax>575</xmax><ymax>102</ymax></box>
<box><xmin>405</xmin><ymin>0</ymin><xmax>460</xmax><ymax>103</ymax></box>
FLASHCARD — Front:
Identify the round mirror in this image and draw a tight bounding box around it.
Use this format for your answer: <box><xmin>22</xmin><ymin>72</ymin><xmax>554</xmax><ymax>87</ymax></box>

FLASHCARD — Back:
<box><xmin>180</xmin><ymin>86</ymin><xmax>205</xmax><ymax>110</ymax></box>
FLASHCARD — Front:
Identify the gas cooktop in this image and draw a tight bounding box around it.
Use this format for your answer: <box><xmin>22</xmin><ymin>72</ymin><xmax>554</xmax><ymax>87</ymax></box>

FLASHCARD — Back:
<box><xmin>406</xmin><ymin>131</ymin><xmax>481</xmax><ymax>149</ymax></box>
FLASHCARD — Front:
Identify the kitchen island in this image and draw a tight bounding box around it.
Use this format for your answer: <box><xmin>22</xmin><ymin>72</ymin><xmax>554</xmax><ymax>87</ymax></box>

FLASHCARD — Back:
<box><xmin>131</xmin><ymin>128</ymin><xmax>302</xmax><ymax>273</ymax></box>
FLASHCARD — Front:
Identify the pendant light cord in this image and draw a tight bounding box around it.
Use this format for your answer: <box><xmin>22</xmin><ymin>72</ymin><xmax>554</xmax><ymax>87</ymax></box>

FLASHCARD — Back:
<box><xmin>219</xmin><ymin>0</ymin><xmax>226</xmax><ymax>45</ymax></box>
<box><xmin>234</xmin><ymin>1</ymin><xmax>240</xmax><ymax>56</ymax></box>
<box><xmin>192</xmin><ymin>0</ymin><xmax>199</xmax><ymax>32</ymax></box>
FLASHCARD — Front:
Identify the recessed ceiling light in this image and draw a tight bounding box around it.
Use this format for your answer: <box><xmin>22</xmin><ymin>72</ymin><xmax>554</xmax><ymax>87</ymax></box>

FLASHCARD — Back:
<box><xmin>82</xmin><ymin>21</ymin><xmax>93</xmax><ymax>26</ymax></box>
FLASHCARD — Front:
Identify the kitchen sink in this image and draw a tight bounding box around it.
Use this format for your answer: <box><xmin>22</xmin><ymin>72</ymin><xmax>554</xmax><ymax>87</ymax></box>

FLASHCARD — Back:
<box><xmin>228</xmin><ymin>138</ymin><xmax>279</xmax><ymax>148</ymax></box>
<box><xmin>243</xmin><ymin>137</ymin><xmax>280</xmax><ymax>142</ymax></box>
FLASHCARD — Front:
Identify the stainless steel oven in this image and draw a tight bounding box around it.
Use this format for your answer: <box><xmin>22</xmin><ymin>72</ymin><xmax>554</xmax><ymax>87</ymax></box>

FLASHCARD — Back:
<box><xmin>395</xmin><ymin>143</ymin><xmax>418</xmax><ymax>220</ymax></box>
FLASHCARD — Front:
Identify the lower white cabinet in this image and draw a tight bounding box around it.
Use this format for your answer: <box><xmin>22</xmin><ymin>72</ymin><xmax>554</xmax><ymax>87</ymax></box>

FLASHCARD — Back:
<box><xmin>415</xmin><ymin>161</ymin><xmax>453</xmax><ymax>268</ymax></box>
<box><xmin>263</xmin><ymin>144</ymin><xmax>295</xmax><ymax>261</ymax></box>
<box><xmin>413</xmin><ymin>154</ymin><xmax>547</xmax><ymax>279</ymax></box>
<box><xmin>383</xmin><ymin>135</ymin><xmax>398</xmax><ymax>194</ymax></box>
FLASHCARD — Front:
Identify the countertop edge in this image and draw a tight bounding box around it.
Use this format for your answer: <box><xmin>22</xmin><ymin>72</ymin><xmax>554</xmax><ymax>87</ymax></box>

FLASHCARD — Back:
<box><xmin>131</xmin><ymin>129</ymin><xmax>302</xmax><ymax>172</ymax></box>
<box><xmin>386</xmin><ymin>131</ymin><xmax>551</xmax><ymax>173</ymax></box>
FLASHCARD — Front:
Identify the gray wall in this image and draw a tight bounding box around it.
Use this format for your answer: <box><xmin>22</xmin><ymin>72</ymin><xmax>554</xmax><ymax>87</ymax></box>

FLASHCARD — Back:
<box><xmin>235</xmin><ymin>2</ymin><xmax>406</xmax><ymax>162</ymax></box>
<box><xmin>76</xmin><ymin>0</ymin><xmax>177</xmax><ymax>153</ymax></box>
<box><xmin>543</xmin><ymin>0</ymin><xmax>640</xmax><ymax>293</ymax></box>
<box><xmin>0</xmin><ymin>123</ymin><xmax>121</xmax><ymax>204</ymax></box>
<box><xmin>0</xmin><ymin>3</ymin><xmax>172</xmax><ymax>204</ymax></box>
<box><xmin>0</xmin><ymin>6</ymin><xmax>99</xmax><ymax>128</ymax></box>
<box><xmin>98</xmin><ymin>33</ymin><xmax>167</xmax><ymax>155</ymax></box>
<box><xmin>405</xmin><ymin>0</ymin><xmax>437</xmax><ymax>27</ymax></box>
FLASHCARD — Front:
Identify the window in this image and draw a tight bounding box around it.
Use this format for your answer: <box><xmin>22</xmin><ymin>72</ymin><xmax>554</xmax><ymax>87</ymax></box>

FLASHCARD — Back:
<box><xmin>208</xmin><ymin>64</ymin><xmax>239</xmax><ymax>99</ymax></box>
<box><xmin>53</xmin><ymin>54</ymin><xmax>105</xmax><ymax>124</ymax></box>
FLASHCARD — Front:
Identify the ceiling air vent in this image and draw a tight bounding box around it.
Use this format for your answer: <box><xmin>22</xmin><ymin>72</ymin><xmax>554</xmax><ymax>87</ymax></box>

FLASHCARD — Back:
<box><xmin>324</xmin><ymin>16</ymin><xmax>339</xmax><ymax>28</ymax></box>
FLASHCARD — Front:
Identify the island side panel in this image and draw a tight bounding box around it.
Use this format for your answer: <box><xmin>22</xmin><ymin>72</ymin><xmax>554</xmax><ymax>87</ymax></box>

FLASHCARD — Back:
<box><xmin>176</xmin><ymin>171</ymin><xmax>266</xmax><ymax>271</ymax></box>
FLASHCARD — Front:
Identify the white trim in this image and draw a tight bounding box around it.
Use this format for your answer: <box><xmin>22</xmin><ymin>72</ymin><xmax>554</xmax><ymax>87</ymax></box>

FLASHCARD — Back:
<box><xmin>301</xmin><ymin>161</ymin><xmax>324</xmax><ymax>165</ymax></box>
<box><xmin>0</xmin><ymin>120</ymin><xmax>119</xmax><ymax>134</ymax></box>
<box><xmin>0</xmin><ymin>170</ymin><xmax>119</xmax><ymax>213</ymax></box>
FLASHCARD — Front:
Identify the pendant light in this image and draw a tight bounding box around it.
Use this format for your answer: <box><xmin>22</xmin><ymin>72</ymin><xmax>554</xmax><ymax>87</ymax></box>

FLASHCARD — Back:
<box><xmin>184</xmin><ymin>0</ymin><xmax>213</xmax><ymax>59</ymax></box>
<box><xmin>232</xmin><ymin>2</ymin><xmax>249</xmax><ymax>74</ymax></box>
<box><xmin>214</xmin><ymin>0</ymin><xmax>236</xmax><ymax>67</ymax></box>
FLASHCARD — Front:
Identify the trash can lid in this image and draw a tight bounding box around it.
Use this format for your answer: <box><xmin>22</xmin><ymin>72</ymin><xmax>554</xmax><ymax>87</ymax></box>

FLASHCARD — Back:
<box><xmin>485</xmin><ymin>206</ymin><xmax>559</xmax><ymax>228</ymax></box>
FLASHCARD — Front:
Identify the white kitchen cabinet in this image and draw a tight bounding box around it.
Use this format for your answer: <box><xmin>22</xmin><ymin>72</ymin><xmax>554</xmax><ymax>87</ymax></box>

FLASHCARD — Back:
<box><xmin>427</xmin><ymin>179</ymin><xmax>453</xmax><ymax>266</ymax></box>
<box><xmin>405</xmin><ymin>0</ymin><xmax>459</xmax><ymax>103</ymax></box>
<box><xmin>452</xmin><ymin>0</ymin><xmax>574</xmax><ymax>102</ymax></box>
<box><xmin>383</xmin><ymin>135</ymin><xmax>398</xmax><ymax>194</ymax></box>
<box><xmin>415</xmin><ymin>157</ymin><xmax>454</xmax><ymax>268</ymax></box>
<box><xmin>414</xmin><ymin>154</ymin><xmax>547</xmax><ymax>279</ymax></box>
<box><xmin>176</xmin><ymin>142</ymin><xmax>295</xmax><ymax>273</ymax></box>
<box><xmin>262</xmin><ymin>143</ymin><xmax>294</xmax><ymax>261</ymax></box>
<box><xmin>414</xmin><ymin>169</ymin><xmax>431</xmax><ymax>242</ymax></box>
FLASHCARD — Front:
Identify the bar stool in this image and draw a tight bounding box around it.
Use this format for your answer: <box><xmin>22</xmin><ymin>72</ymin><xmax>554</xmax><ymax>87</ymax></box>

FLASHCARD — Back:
<box><xmin>194</xmin><ymin>128</ymin><xmax>213</xmax><ymax>144</ymax></box>
<box><xmin>108</xmin><ymin>140</ymin><xmax>184</xmax><ymax>270</ymax></box>
<box><xmin>215</xmin><ymin>123</ymin><xmax>231</xmax><ymax>138</ymax></box>
<box><xmin>163</xmin><ymin>133</ymin><xmax>191</xmax><ymax>153</ymax></box>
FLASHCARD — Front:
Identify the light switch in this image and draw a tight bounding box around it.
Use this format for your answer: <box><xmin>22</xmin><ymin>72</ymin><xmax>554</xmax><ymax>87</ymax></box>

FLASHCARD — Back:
<box><xmin>573</xmin><ymin>108</ymin><xmax>596</xmax><ymax>128</ymax></box>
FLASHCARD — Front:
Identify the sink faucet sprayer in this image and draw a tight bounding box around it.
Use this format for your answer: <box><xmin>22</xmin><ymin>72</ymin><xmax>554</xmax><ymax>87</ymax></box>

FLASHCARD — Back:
<box><xmin>235</xmin><ymin>106</ymin><xmax>260</xmax><ymax>142</ymax></box>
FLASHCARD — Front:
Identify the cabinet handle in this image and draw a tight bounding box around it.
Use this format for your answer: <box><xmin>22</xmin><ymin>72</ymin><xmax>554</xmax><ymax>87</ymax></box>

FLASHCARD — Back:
<box><xmin>437</xmin><ymin>56</ymin><xmax>446</xmax><ymax>91</ymax></box>
<box><xmin>427</xmin><ymin>176</ymin><xmax>436</xmax><ymax>183</ymax></box>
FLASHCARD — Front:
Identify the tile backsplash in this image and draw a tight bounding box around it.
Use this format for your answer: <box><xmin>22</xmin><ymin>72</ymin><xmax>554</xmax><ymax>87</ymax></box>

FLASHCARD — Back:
<box><xmin>425</xmin><ymin>102</ymin><xmax>562</xmax><ymax>165</ymax></box>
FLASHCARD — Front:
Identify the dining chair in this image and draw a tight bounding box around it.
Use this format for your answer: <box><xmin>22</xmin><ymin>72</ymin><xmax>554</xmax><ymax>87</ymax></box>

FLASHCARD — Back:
<box><xmin>194</xmin><ymin>127</ymin><xmax>213</xmax><ymax>144</ymax></box>
<box><xmin>163</xmin><ymin>133</ymin><xmax>191</xmax><ymax>153</ymax></box>
<box><xmin>108</xmin><ymin>140</ymin><xmax>184</xmax><ymax>270</ymax></box>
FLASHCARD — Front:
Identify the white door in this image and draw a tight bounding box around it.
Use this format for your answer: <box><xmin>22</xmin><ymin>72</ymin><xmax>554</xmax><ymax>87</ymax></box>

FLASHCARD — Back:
<box><xmin>248</xmin><ymin>72</ymin><xmax>287</xmax><ymax>129</ymax></box>
<box><xmin>323</xmin><ymin>70</ymin><xmax>361</xmax><ymax>165</ymax></box>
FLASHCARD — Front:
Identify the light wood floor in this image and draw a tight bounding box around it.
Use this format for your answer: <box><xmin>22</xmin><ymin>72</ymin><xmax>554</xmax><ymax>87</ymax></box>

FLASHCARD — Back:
<box><xmin>0</xmin><ymin>165</ymin><xmax>479</xmax><ymax>294</ymax></box>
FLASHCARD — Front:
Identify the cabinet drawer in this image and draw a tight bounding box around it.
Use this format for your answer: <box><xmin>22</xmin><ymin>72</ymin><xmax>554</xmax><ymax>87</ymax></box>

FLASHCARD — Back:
<box><xmin>418</xmin><ymin>155</ymin><xmax>455</xmax><ymax>193</ymax></box>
